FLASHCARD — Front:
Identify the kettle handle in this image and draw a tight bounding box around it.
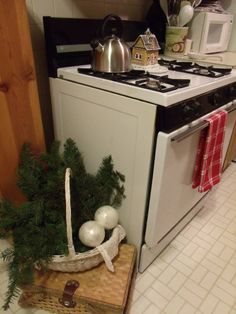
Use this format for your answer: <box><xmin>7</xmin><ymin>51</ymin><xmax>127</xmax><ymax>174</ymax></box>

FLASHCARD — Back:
<box><xmin>101</xmin><ymin>14</ymin><xmax>123</xmax><ymax>38</ymax></box>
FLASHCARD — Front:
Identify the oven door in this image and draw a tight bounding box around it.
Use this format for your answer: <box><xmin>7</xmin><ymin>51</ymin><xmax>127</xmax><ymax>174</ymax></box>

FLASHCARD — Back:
<box><xmin>145</xmin><ymin>102</ymin><xmax>236</xmax><ymax>248</ymax></box>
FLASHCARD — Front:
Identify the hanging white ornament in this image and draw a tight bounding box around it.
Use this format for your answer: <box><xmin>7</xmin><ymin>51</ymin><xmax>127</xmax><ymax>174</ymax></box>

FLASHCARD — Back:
<box><xmin>78</xmin><ymin>220</ymin><xmax>105</xmax><ymax>247</ymax></box>
<box><xmin>94</xmin><ymin>205</ymin><xmax>119</xmax><ymax>230</ymax></box>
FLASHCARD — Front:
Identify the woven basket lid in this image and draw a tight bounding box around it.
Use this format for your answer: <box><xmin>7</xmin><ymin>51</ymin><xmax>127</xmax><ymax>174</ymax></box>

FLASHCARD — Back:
<box><xmin>29</xmin><ymin>244</ymin><xmax>136</xmax><ymax>310</ymax></box>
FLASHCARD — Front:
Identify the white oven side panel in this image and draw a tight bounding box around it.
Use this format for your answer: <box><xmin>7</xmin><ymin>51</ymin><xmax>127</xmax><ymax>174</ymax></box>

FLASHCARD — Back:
<box><xmin>49</xmin><ymin>77</ymin><xmax>156</xmax><ymax>258</ymax></box>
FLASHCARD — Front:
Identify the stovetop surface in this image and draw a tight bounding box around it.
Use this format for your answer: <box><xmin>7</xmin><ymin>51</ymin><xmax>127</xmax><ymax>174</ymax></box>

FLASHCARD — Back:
<box><xmin>57</xmin><ymin>63</ymin><xmax>236</xmax><ymax>107</ymax></box>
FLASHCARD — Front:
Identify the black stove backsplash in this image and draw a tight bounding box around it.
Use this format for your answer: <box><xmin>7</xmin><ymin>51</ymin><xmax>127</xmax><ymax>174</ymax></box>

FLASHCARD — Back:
<box><xmin>43</xmin><ymin>16</ymin><xmax>147</xmax><ymax>77</ymax></box>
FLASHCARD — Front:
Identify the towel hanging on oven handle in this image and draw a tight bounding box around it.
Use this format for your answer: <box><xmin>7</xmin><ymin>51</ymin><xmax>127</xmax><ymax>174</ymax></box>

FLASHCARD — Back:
<box><xmin>171</xmin><ymin>102</ymin><xmax>236</xmax><ymax>143</ymax></box>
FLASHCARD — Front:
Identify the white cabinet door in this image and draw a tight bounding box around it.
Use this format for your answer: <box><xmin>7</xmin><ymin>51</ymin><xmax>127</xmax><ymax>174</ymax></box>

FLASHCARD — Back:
<box><xmin>49</xmin><ymin>78</ymin><xmax>156</xmax><ymax>256</ymax></box>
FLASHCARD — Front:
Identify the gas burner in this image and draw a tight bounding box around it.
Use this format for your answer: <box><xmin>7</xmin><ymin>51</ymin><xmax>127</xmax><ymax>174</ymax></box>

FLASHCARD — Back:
<box><xmin>146</xmin><ymin>78</ymin><xmax>161</xmax><ymax>89</ymax></box>
<box><xmin>136</xmin><ymin>77</ymin><xmax>162</xmax><ymax>90</ymax></box>
<box><xmin>159</xmin><ymin>59</ymin><xmax>232</xmax><ymax>78</ymax></box>
<box><xmin>193</xmin><ymin>68</ymin><xmax>211</xmax><ymax>75</ymax></box>
<box><xmin>133</xmin><ymin>74</ymin><xmax>190</xmax><ymax>92</ymax></box>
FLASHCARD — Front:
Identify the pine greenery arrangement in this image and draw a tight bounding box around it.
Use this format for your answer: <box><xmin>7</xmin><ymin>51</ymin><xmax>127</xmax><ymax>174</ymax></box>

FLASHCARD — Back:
<box><xmin>0</xmin><ymin>138</ymin><xmax>125</xmax><ymax>310</ymax></box>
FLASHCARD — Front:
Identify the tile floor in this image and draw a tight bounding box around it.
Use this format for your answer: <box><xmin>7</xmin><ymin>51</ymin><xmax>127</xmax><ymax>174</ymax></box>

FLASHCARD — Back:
<box><xmin>1</xmin><ymin>163</ymin><xmax>236</xmax><ymax>314</ymax></box>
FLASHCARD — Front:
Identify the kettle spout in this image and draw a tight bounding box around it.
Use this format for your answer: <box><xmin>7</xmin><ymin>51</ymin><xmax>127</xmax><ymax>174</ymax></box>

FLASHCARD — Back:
<box><xmin>91</xmin><ymin>39</ymin><xmax>104</xmax><ymax>52</ymax></box>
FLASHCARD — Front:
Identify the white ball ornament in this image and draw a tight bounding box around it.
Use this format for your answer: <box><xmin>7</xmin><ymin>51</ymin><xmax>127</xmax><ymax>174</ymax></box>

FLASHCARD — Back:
<box><xmin>95</xmin><ymin>205</ymin><xmax>119</xmax><ymax>230</ymax></box>
<box><xmin>78</xmin><ymin>220</ymin><xmax>105</xmax><ymax>247</ymax></box>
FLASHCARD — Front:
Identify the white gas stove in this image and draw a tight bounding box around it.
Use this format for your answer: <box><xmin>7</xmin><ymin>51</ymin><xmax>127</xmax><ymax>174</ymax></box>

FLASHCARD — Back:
<box><xmin>44</xmin><ymin>16</ymin><xmax>236</xmax><ymax>272</ymax></box>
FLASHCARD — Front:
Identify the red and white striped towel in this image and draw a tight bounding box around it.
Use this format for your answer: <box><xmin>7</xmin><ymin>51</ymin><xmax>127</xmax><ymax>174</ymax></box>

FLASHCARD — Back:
<box><xmin>192</xmin><ymin>110</ymin><xmax>228</xmax><ymax>193</ymax></box>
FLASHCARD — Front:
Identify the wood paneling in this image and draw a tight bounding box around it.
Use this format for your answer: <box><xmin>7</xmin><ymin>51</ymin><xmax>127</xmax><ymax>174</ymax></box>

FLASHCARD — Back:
<box><xmin>0</xmin><ymin>0</ymin><xmax>45</xmax><ymax>203</ymax></box>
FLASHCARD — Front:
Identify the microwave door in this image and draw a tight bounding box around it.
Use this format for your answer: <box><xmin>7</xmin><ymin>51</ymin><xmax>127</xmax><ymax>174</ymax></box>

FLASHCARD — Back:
<box><xmin>200</xmin><ymin>13</ymin><xmax>233</xmax><ymax>54</ymax></box>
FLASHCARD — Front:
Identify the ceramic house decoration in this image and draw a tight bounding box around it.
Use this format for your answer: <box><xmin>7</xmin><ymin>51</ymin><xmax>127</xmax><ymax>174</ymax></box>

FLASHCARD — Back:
<box><xmin>131</xmin><ymin>28</ymin><xmax>160</xmax><ymax>66</ymax></box>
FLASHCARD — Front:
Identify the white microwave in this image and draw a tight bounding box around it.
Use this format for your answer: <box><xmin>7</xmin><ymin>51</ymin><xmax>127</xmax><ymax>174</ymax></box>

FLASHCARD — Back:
<box><xmin>189</xmin><ymin>12</ymin><xmax>233</xmax><ymax>54</ymax></box>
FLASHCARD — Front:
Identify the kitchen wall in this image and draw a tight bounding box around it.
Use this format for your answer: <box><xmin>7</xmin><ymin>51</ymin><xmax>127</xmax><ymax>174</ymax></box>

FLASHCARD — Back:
<box><xmin>25</xmin><ymin>0</ymin><xmax>152</xmax><ymax>148</ymax></box>
<box><xmin>222</xmin><ymin>0</ymin><xmax>236</xmax><ymax>51</ymax></box>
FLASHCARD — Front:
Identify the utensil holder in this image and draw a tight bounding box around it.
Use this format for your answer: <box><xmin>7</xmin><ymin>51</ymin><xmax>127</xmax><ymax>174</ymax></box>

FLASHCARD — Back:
<box><xmin>164</xmin><ymin>26</ymin><xmax>189</xmax><ymax>55</ymax></box>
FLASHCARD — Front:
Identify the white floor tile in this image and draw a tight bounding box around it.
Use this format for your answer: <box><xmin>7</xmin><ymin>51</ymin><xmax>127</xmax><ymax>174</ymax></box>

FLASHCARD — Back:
<box><xmin>211</xmin><ymin>286</ymin><xmax>235</xmax><ymax>307</ymax></box>
<box><xmin>220</xmin><ymin>246</ymin><xmax>235</xmax><ymax>262</ymax></box>
<box><xmin>152</xmin><ymin>280</ymin><xmax>175</xmax><ymax>301</ymax></box>
<box><xmin>147</xmin><ymin>264</ymin><xmax>162</xmax><ymax>278</ymax></box>
<box><xmin>184</xmin><ymin>279</ymin><xmax>208</xmax><ymax>299</ymax></box>
<box><xmin>221</xmin><ymin>264</ymin><xmax>236</xmax><ymax>282</ymax></box>
<box><xmin>159</xmin><ymin>246</ymin><xmax>180</xmax><ymax>264</ymax></box>
<box><xmin>215</xmin><ymin>278</ymin><xmax>236</xmax><ymax>299</ymax></box>
<box><xmin>200</xmin><ymin>271</ymin><xmax>218</xmax><ymax>290</ymax></box>
<box><xmin>135</xmin><ymin>272</ymin><xmax>155</xmax><ymax>294</ymax></box>
<box><xmin>178</xmin><ymin>302</ymin><xmax>196</xmax><ymax>314</ymax></box>
<box><xmin>176</xmin><ymin>253</ymin><xmax>198</xmax><ymax>270</ymax></box>
<box><xmin>129</xmin><ymin>295</ymin><xmax>150</xmax><ymax>314</ymax></box>
<box><xmin>199</xmin><ymin>293</ymin><xmax>219</xmax><ymax>314</ymax></box>
<box><xmin>144</xmin><ymin>287</ymin><xmax>168</xmax><ymax>310</ymax></box>
<box><xmin>178</xmin><ymin>286</ymin><xmax>202</xmax><ymax>308</ymax></box>
<box><xmin>168</xmin><ymin>272</ymin><xmax>187</xmax><ymax>293</ymax></box>
<box><xmin>158</xmin><ymin>265</ymin><xmax>177</xmax><ymax>284</ymax></box>
<box><xmin>164</xmin><ymin>295</ymin><xmax>185</xmax><ymax>314</ymax></box>
<box><xmin>191</xmin><ymin>246</ymin><xmax>208</xmax><ymax>263</ymax></box>
<box><xmin>213</xmin><ymin>301</ymin><xmax>231</xmax><ymax>314</ymax></box>
<box><xmin>143</xmin><ymin>303</ymin><xmax>162</xmax><ymax>314</ymax></box>
<box><xmin>190</xmin><ymin>265</ymin><xmax>208</xmax><ymax>284</ymax></box>
<box><xmin>171</xmin><ymin>258</ymin><xmax>193</xmax><ymax>276</ymax></box>
<box><xmin>210</xmin><ymin>241</ymin><xmax>225</xmax><ymax>256</ymax></box>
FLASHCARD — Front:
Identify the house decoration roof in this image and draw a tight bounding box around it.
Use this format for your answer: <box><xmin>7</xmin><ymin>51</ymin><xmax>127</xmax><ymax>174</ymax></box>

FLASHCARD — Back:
<box><xmin>133</xmin><ymin>28</ymin><xmax>161</xmax><ymax>51</ymax></box>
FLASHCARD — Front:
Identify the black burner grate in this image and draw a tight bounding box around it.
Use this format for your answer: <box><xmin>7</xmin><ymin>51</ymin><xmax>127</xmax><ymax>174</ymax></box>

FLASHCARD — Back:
<box><xmin>77</xmin><ymin>68</ymin><xmax>190</xmax><ymax>92</ymax></box>
<box><xmin>159</xmin><ymin>59</ymin><xmax>232</xmax><ymax>78</ymax></box>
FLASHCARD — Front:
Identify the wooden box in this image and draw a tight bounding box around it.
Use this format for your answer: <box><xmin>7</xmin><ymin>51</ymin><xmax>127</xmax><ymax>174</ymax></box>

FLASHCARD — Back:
<box><xmin>19</xmin><ymin>244</ymin><xmax>136</xmax><ymax>314</ymax></box>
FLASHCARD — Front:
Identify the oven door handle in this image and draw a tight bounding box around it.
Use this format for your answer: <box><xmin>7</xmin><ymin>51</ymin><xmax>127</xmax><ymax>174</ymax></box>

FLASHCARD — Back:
<box><xmin>171</xmin><ymin>103</ymin><xmax>236</xmax><ymax>143</ymax></box>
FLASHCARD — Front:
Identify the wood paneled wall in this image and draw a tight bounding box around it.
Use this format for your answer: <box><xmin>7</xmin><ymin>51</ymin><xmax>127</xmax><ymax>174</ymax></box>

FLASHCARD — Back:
<box><xmin>0</xmin><ymin>0</ymin><xmax>45</xmax><ymax>204</ymax></box>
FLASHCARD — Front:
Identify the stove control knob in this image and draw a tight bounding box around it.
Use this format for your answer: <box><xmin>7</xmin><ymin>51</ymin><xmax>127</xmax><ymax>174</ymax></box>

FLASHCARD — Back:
<box><xmin>212</xmin><ymin>92</ymin><xmax>222</xmax><ymax>106</ymax></box>
<box><xmin>182</xmin><ymin>104</ymin><xmax>194</xmax><ymax>121</ymax></box>
<box><xmin>193</xmin><ymin>100</ymin><xmax>202</xmax><ymax>116</ymax></box>
<box><xmin>229</xmin><ymin>85</ymin><xmax>236</xmax><ymax>97</ymax></box>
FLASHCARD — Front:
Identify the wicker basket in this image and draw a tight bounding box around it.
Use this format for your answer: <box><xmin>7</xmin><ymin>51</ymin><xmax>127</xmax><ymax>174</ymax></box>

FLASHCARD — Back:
<box><xmin>45</xmin><ymin>168</ymin><xmax>126</xmax><ymax>273</ymax></box>
<box><xmin>20</xmin><ymin>245</ymin><xmax>136</xmax><ymax>314</ymax></box>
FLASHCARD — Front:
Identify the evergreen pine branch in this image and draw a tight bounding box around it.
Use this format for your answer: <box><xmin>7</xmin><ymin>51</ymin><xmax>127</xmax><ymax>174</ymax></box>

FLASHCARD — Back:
<box><xmin>17</xmin><ymin>143</ymin><xmax>45</xmax><ymax>200</ymax></box>
<box><xmin>63</xmin><ymin>138</ymin><xmax>86</xmax><ymax>177</ymax></box>
<box><xmin>2</xmin><ymin>256</ymin><xmax>21</xmax><ymax>310</ymax></box>
<box><xmin>96</xmin><ymin>156</ymin><xmax>126</xmax><ymax>207</ymax></box>
<box><xmin>40</xmin><ymin>140</ymin><xmax>62</xmax><ymax>170</ymax></box>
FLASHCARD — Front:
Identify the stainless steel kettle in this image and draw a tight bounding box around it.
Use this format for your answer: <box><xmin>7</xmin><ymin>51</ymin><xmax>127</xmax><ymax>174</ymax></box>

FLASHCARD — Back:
<box><xmin>91</xmin><ymin>15</ymin><xmax>131</xmax><ymax>73</ymax></box>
